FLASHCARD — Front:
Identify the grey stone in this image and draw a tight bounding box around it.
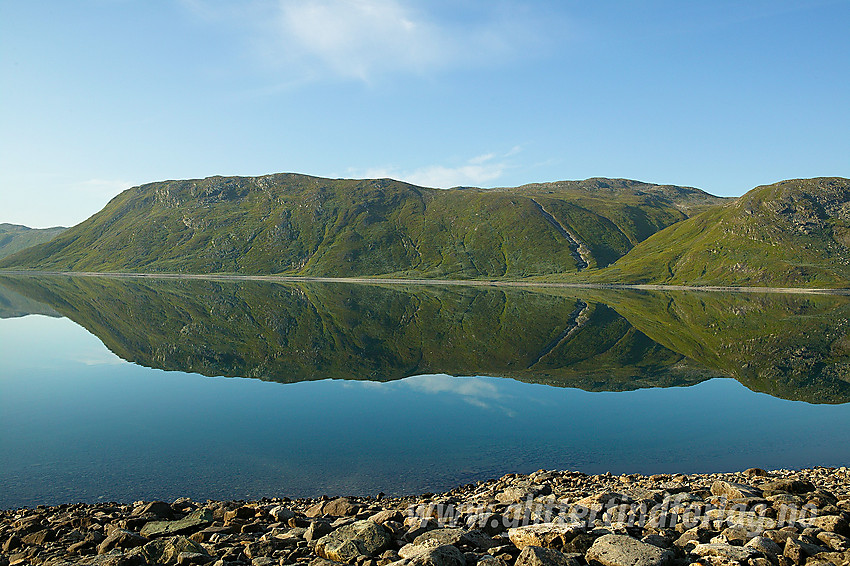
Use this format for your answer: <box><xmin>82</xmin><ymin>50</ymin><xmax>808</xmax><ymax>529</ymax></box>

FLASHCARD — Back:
<box><xmin>315</xmin><ymin>520</ymin><xmax>392</xmax><ymax>562</ymax></box>
<box><xmin>369</xmin><ymin>510</ymin><xmax>403</xmax><ymax>525</ymax></box>
<box><xmin>461</xmin><ymin>530</ymin><xmax>500</xmax><ymax>550</ymax></box>
<box><xmin>807</xmin><ymin>516</ymin><xmax>850</xmax><ymax>536</ymax></box>
<box><xmin>269</xmin><ymin>505</ymin><xmax>296</xmax><ymax>523</ymax></box>
<box><xmin>324</xmin><ymin>498</ymin><xmax>360</xmax><ymax>517</ymax></box>
<box><xmin>305</xmin><ymin>521</ymin><xmax>334</xmax><ymax>542</ymax></box>
<box><xmin>140</xmin><ymin>536</ymin><xmax>209</xmax><ymax>566</ymax></box>
<box><xmin>411</xmin><ymin>528</ymin><xmax>464</xmax><ymax>548</ymax></box>
<box><xmin>132</xmin><ymin>501</ymin><xmax>174</xmax><ymax>519</ymax></box>
<box><xmin>141</xmin><ymin>509</ymin><xmax>213</xmax><ymax>538</ymax></box>
<box><xmin>691</xmin><ymin>542</ymin><xmax>758</xmax><ymax>562</ymax></box>
<box><xmin>97</xmin><ymin>529</ymin><xmax>148</xmax><ymax>554</ymax></box>
<box><xmin>711</xmin><ymin>481</ymin><xmax>763</xmax><ymax>500</ymax></box>
<box><xmin>745</xmin><ymin>536</ymin><xmax>783</xmax><ymax>560</ymax></box>
<box><xmin>586</xmin><ymin>534</ymin><xmax>674</xmax><ymax>566</ymax></box>
<box><xmin>406</xmin><ymin>545</ymin><xmax>466</xmax><ymax>566</ymax></box>
<box><xmin>508</xmin><ymin>523</ymin><xmax>584</xmax><ymax>549</ymax></box>
<box><xmin>515</xmin><ymin>546</ymin><xmax>580</xmax><ymax>566</ymax></box>
<box><xmin>817</xmin><ymin>531</ymin><xmax>850</xmax><ymax>552</ymax></box>
<box><xmin>760</xmin><ymin>480</ymin><xmax>816</xmax><ymax>496</ymax></box>
<box><xmin>177</xmin><ymin>552</ymin><xmax>213</xmax><ymax>565</ymax></box>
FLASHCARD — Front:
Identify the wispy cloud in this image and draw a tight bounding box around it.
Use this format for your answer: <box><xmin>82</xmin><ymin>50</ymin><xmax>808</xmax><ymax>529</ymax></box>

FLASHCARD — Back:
<box><xmin>182</xmin><ymin>0</ymin><xmax>545</xmax><ymax>82</ymax></box>
<box><xmin>401</xmin><ymin>374</ymin><xmax>517</xmax><ymax>415</ymax></box>
<box><xmin>356</xmin><ymin>147</ymin><xmax>521</xmax><ymax>188</ymax></box>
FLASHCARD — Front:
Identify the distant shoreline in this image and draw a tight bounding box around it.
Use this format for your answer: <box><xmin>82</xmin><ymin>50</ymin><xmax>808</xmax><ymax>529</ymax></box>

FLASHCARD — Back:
<box><xmin>0</xmin><ymin>269</ymin><xmax>848</xmax><ymax>295</ymax></box>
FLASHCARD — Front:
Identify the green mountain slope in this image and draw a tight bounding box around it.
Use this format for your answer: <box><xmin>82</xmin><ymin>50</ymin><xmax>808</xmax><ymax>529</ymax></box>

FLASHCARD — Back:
<box><xmin>0</xmin><ymin>223</ymin><xmax>66</xmax><ymax>260</ymax></box>
<box><xmin>0</xmin><ymin>173</ymin><xmax>722</xmax><ymax>277</ymax></box>
<box><xmin>600</xmin><ymin>177</ymin><xmax>850</xmax><ymax>287</ymax></box>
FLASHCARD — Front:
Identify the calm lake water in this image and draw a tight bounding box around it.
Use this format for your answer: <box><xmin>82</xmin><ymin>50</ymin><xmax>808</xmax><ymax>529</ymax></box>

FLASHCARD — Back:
<box><xmin>1</xmin><ymin>275</ymin><xmax>849</xmax><ymax>509</ymax></box>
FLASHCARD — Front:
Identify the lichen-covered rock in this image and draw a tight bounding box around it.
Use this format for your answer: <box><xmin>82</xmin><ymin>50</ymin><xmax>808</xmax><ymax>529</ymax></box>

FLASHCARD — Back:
<box><xmin>515</xmin><ymin>545</ymin><xmax>581</xmax><ymax>566</ymax></box>
<box><xmin>140</xmin><ymin>509</ymin><xmax>213</xmax><ymax>538</ymax></box>
<box><xmin>508</xmin><ymin>523</ymin><xmax>584</xmax><ymax>549</ymax></box>
<box><xmin>315</xmin><ymin>520</ymin><xmax>392</xmax><ymax>562</ymax></box>
<box><xmin>586</xmin><ymin>534</ymin><xmax>673</xmax><ymax>566</ymax></box>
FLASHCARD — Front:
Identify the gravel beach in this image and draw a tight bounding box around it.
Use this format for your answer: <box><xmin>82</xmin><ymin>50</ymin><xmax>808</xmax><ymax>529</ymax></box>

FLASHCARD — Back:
<box><xmin>3</xmin><ymin>467</ymin><xmax>849</xmax><ymax>566</ymax></box>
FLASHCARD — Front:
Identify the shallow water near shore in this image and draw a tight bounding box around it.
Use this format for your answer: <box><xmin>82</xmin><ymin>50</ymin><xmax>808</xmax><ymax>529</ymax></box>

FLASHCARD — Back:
<box><xmin>1</xmin><ymin>275</ymin><xmax>850</xmax><ymax>509</ymax></box>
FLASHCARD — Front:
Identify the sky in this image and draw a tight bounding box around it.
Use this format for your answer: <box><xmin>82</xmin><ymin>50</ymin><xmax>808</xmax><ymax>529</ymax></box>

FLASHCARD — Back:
<box><xmin>2</xmin><ymin>0</ymin><xmax>849</xmax><ymax>228</ymax></box>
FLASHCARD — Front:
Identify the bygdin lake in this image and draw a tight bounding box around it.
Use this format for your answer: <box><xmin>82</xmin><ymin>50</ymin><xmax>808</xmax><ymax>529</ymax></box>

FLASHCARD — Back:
<box><xmin>1</xmin><ymin>274</ymin><xmax>849</xmax><ymax>510</ymax></box>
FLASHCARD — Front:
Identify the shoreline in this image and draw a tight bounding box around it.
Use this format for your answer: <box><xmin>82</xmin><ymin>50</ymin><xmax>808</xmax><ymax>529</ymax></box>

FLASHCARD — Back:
<box><xmin>3</xmin><ymin>467</ymin><xmax>849</xmax><ymax>566</ymax></box>
<box><xmin>1</xmin><ymin>269</ymin><xmax>849</xmax><ymax>295</ymax></box>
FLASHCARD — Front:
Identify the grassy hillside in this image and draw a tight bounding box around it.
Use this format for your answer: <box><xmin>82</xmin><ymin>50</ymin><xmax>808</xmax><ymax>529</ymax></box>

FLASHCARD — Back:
<box><xmin>0</xmin><ymin>223</ymin><xmax>66</xmax><ymax>260</ymax></box>
<box><xmin>599</xmin><ymin>177</ymin><xmax>850</xmax><ymax>287</ymax></box>
<box><xmin>0</xmin><ymin>173</ymin><xmax>721</xmax><ymax>278</ymax></box>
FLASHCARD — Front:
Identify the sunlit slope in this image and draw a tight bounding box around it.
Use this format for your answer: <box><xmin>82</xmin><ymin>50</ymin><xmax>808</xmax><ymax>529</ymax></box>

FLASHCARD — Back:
<box><xmin>601</xmin><ymin>177</ymin><xmax>850</xmax><ymax>287</ymax></box>
<box><xmin>0</xmin><ymin>224</ymin><xmax>66</xmax><ymax>260</ymax></box>
<box><xmin>0</xmin><ymin>173</ymin><xmax>720</xmax><ymax>277</ymax></box>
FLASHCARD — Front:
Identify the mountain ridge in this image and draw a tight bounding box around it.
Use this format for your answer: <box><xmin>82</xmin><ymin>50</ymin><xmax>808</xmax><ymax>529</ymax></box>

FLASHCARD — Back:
<box><xmin>598</xmin><ymin>177</ymin><xmax>850</xmax><ymax>287</ymax></box>
<box><xmin>0</xmin><ymin>173</ymin><xmax>723</xmax><ymax>278</ymax></box>
<box><xmin>0</xmin><ymin>223</ymin><xmax>66</xmax><ymax>260</ymax></box>
<box><xmin>2</xmin><ymin>173</ymin><xmax>848</xmax><ymax>288</ymax></box>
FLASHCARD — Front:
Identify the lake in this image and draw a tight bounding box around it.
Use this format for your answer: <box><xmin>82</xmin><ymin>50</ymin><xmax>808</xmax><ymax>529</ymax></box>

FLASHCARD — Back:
<box><xmin>1</xmin><ymin>274</ymin><xmax>849</xmax><ymax>510</ymax></box>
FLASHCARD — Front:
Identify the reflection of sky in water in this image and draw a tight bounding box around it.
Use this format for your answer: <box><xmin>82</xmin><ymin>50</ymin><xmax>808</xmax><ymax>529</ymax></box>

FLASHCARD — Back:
<box><xmin>2</xmin><ymin>315</ymin><xmax>850</xmax><ymax>509</ymax></box>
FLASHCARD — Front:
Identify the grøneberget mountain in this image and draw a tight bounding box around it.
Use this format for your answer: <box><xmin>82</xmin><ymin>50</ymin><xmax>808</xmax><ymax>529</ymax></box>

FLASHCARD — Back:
<box><xmin>1</xmin><ymin>173</ymin><xmax>848</xmax><ymax>287</ymax></box>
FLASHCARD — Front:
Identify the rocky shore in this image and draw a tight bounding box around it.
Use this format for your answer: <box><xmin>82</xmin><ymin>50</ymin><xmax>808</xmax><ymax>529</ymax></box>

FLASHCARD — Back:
<box><xmin>2</xmin><ymin>467</ymin><xmax>849</xmax><ymax>566</ymax></box>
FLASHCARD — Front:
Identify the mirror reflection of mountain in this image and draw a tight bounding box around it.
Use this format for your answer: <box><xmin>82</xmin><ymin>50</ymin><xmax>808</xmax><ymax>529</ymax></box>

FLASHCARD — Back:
<box><xmin>0</xmin><ymin>283</ymin><xmax>61</xmax><ymax>319</ymax></box>
<box><xmin>599</xmin><ymin>290</ymin><xmax>850</xmax><ymax>404</ymax></box>
<box><xmin>1</xmin><ymin>275</ymin><xmax>848</xmax><ymax>403</ymax></box>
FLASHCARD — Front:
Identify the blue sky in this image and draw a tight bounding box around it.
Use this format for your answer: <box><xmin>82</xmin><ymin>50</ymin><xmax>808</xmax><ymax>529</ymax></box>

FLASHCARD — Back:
<box><xmin>2</xmin><ymin>0</ymin><xmax>848</xmax><ymax>227</ymax></box>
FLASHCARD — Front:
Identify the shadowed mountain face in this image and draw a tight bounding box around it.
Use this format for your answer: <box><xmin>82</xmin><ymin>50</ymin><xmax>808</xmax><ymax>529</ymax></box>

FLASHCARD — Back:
<box><xmin>1</xmin><ymin>276</ymin><xmax>848</xmax><ymax>403</ymax></box>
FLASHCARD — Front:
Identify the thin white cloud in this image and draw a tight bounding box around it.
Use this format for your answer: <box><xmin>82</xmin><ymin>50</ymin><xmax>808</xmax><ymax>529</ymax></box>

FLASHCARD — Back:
<box><xmin>356</xmin><ymin>147</ymin><xmax>521</xmax><ymax>188</ymax></box>
<box><xmin>183</xmin><ymin>0</ymin><xmax>544</xmax><ymax>82</ymax></box>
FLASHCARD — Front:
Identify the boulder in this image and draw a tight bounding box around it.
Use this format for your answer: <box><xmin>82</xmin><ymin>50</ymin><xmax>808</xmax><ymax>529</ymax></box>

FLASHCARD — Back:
<box><xmin>305</xmin><ymin>520</ymin><xmax>334</xmax><ymax>542</ymax></box>
<box><xmin>710</xmin><ymin>481</ymin><xmax>763</xmax><ymax>500</ymax></box>
<box><xmin>586</xmin><ymin>534</ymin><xmax>673</xmax><ymax>566</ymax></box>
<box><xmin>323</xmin><ymin>498</ymin><xmax>360</xmax><ymax>517</ymax></box>
<box><xmin>509</xmin><ymin>523</ymin><xmax>584</xmax><ymax>549</ymax></box>
<box><xmin>369</xmin><ymin>510</ymin><xmax>404</xmax><ymax>525</ymax></box>
<box><xmin>406</xmin><ymin>545</ymin><xmax>466</xmax><ymax>566</ymax></box>
<box><xmin>691</xmin><ymin>542</ymin><xmax>758</xmax><ymax>562</ymax></box>
<box><xmin>807</xmin><ymin>515</ymin><xmax>849</xmax><ymax>536</ymax></box>
<box><xmin>97</xmin><ymin>529</ymin><xmax>148</xmax><ymax>554</ymax></box>
<box><xmin>744</xmin><ymin>536</ymin><xmax>783</xmax><ymax>560</ymax></box>
<box><xmin>315</xmin><ymin>520</ymin><xmax>392</xmax><ymax>562</ymax></box>
<box><xmin>132</xmin><ymin>501</ymin><xmax>174</xmax><ymax>519</ymax></box>
<box><xmin>140</xmin><ymin>509</ymin><xmax>213</xmax><ymax>538</ymax></box>
<box><xmin>269</xmin><ymin>505</ymin><xmax>296</xmax><ymax>523</ymax></box>
<box><xmin>140</xmin><ymin>536</ymin><xmax>209</xmax><ymax>565</ymax></box>
<box><xmin>760</xmin><ymin>480</ymin><xmax>816</xmax><ymax>496</ymax></box>
<box><xmin>515</xmin><ymin>546</ymin><xmax>581</xmax><ymax>566</ymax></box>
